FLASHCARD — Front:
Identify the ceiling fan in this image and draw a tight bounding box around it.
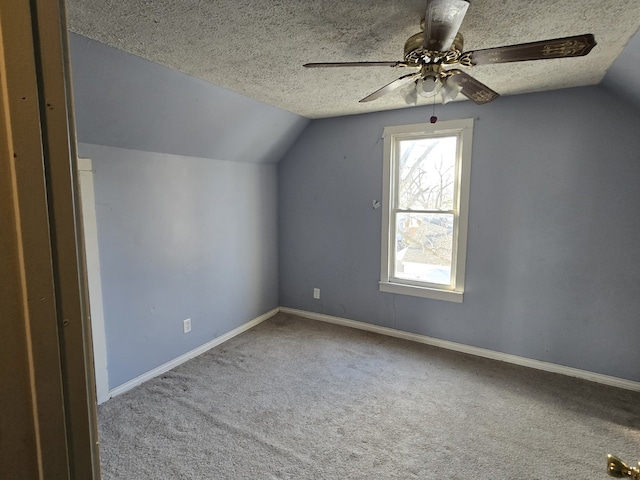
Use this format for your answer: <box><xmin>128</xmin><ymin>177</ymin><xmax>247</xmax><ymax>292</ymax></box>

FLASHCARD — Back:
<box><xmin>303</xmin><ymin>0</ymin><xmax>597</xmax><ymax>106</ymax></box>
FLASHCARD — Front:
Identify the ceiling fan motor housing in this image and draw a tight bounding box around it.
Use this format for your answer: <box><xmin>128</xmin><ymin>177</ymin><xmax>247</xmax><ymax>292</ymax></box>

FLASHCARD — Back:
<box><xmin>404</xmin><ymin>31</ymin><xmax>464</xmax><ymax>66</ymax></box>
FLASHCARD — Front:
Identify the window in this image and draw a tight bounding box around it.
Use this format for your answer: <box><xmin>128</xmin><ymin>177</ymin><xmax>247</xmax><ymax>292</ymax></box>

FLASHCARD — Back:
<box><xmin>380</xmin><ymin>118</ymin><xmax>473</xmax><ymax>303</ymax></box>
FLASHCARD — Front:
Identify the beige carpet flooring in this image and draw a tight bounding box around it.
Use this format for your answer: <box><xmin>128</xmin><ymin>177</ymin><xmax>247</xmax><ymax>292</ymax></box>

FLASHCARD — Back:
<box><xmin>98</xmin><ymin>313</ymin><xmax>640</xmax><ymax>479</ymax></box>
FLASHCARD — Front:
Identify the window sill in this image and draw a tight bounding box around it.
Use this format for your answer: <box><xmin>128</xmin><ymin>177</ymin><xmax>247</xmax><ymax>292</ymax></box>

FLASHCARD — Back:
<box><xmin>379</xmin><ymin>281</ymin><xmax>464</xmax><ymax>303</ymax></box>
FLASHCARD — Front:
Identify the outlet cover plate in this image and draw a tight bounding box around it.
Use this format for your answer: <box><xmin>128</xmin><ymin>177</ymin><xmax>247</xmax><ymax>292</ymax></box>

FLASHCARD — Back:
<box><xmin>183</xmin><ymin>318</ymin><xmax>192</xmax><ymax>333</ymax></box>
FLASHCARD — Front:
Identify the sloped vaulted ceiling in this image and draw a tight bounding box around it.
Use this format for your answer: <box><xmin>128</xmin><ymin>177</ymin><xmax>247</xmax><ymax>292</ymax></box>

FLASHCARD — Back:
<box><xmin>602</xmin><ymin>30</ymin><xmax>640</xmax><ymax>107</ymax></box>
<box><xmin>67</xmin><ymin>0</ymin><xmax>640</xmax><ymax>118</ymax></box>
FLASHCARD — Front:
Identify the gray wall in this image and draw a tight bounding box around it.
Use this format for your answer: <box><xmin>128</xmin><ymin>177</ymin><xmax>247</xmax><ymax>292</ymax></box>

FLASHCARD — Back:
<box><xmin>278</xmin><ymin>86</ymin><xmax>640</xmax><ymax>382</ymax></box>
<box><xmin>70</xmin><ymin>33</ymin><xmax>308</xmax><ymax>388</ymax></box>
<box><xmin>78</xmin><ymin>144</ymin><xmax>278</xmax><ymax>388</ymax></box>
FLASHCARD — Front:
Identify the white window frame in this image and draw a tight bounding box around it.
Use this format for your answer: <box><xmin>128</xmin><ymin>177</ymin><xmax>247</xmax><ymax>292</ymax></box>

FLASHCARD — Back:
<box><xmin>379</xmin><ymin>118</ymin><xmax>473</xmax><ymax>303</ymax></box>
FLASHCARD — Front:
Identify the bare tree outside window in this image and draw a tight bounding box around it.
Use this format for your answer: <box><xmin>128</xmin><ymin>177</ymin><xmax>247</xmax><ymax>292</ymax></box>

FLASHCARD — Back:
<box><xmin>394</xmin><ymin>136</ymin><xmax>457</xmax><ymax>285</ymax></box>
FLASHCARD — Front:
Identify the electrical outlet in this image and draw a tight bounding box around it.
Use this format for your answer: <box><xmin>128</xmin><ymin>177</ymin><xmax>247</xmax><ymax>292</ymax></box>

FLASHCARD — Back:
<box><xmin>313</xmin><ymin>288</ymin><xmax>320</xmax><ymax>299</ymax></box>
<box><xmin>183</xmin><ymin>318</ymin><xmax>191</xmax><ymax>333</ymax></box>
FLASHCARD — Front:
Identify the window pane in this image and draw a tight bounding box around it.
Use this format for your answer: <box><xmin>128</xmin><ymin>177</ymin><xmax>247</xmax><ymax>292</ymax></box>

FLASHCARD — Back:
<box><xmin>394</xmin><ymin>212</ymin><xmax>453</xmax><ymax>285</ymax></box>
<box><xmin>398</xmin><ymin>136</ymin><xmax>457</xmax><ymax>211</ymax></box>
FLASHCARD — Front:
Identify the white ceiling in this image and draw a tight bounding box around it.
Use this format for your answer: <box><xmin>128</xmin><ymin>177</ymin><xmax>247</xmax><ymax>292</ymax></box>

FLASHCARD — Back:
<box><xmin>66</xmin><ymin>0</ymin><xmax>640</xmax><ymax>119</ymax></box>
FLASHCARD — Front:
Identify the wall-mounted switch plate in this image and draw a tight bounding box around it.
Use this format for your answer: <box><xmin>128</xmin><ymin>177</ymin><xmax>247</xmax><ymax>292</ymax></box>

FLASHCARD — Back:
<box><xmin>313</xmin><ymin>288</ymin><xmax>320</xmax><ymax>299</ymax></box>
<box><xmin>183</xmin><ymin>318</ymin><xmax>192</xmax><ymax>333</ymax></box>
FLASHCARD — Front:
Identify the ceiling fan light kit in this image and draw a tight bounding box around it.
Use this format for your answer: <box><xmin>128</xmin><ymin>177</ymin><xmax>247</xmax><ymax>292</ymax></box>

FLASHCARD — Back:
<box><xmin>401</xmin><ymin>71</ymin><xmax>462</xmax><ymax>106</ymax></box>
<box><xmin>303</xmin><ymin>0</ymin><xmax>597</xmax><ymax>107</ymax></box>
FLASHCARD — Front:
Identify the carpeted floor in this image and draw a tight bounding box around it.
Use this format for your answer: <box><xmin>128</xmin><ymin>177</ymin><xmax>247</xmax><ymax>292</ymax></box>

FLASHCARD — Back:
<box><xmin>98</xmin><ymin>313</ymin><xmax>640</xmax><ymax>479</ymax></box>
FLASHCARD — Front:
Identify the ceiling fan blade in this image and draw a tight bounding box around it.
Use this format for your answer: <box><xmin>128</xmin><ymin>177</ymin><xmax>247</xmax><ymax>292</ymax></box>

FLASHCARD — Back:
<box><xmin>304</xmin><ymin>61</ymin><xmax>410</xmax><ymax>68</ymax></box>
<box><xmin>470</xmin><ymin>34</ymin><xmax>597</xmax><ymax>65</ymax></box>
<box><xmin>423</xmin><ymin>0</ymin><xmax>470</xmax><ymax>52</ymax></box>
<box><xmin>447</xmin><ymin>69</ymin><xmax>499</xmax><ymax>105</ymax></box>
<box><xmin>359</xmin><ymin>72</ymin><xmax>421</xmax><ymax>103</ymax></box>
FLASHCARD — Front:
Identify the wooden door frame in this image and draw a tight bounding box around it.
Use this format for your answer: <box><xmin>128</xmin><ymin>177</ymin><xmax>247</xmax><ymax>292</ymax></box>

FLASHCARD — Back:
<box><xmin>0</xmin><ymin>0</ymin><xmax>100</xmax><ymax>477</ymax></box>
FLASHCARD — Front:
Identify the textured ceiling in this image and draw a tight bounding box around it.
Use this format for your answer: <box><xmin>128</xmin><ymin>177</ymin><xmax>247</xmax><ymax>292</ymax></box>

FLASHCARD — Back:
<box><xmin>66</xmin><ymin>0</ymin><xmax>640</xmax><ymax>119</ymax></box>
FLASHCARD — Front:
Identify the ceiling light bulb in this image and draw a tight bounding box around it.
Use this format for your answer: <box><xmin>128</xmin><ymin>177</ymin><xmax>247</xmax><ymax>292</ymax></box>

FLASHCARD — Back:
<box><xmin>440</xmin><ymin>80</ymin><xmax>463</xmax><ymax>104</ymax></box>
<box><xmin>401</xmin><ymin>84</ymin><xmax>419</xmax><ymax>105</ymax></box>
<box><xmin>417</xmin><ymin>75</ymin><xmax>440</xmax><ymax>98</ymax></box>
<box><xmin>419</xmin><ymin>76</ymin><xmax>437</xmax><ymax>93</ymax></box>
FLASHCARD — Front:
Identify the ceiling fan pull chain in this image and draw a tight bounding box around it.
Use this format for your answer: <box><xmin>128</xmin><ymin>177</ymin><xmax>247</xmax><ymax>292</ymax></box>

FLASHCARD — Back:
<box><xmin>430</xmin><ymin>95</ymin><xmax>437</xmax><ymax>123</ymax></box>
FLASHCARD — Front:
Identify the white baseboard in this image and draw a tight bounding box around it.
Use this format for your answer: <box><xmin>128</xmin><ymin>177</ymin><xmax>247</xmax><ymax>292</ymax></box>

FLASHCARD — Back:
<box><xmin>106</xmin><ymin>308</ymin><xmax>280</xmax><ymax>401</ymax></box>
<box><xmin>106</xmin><ymin>306</ymin><xmax>640</xmax><ymax>401</ymax></box>
<box><xmin>280</xmin><ymin>307</ymin><xmax>640</xmax><ymax>392</ymax></box>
